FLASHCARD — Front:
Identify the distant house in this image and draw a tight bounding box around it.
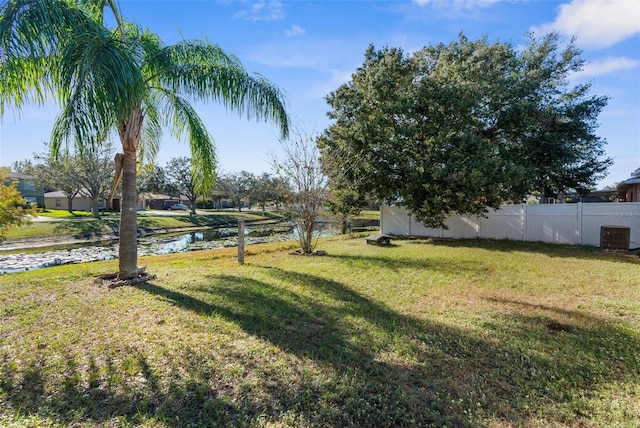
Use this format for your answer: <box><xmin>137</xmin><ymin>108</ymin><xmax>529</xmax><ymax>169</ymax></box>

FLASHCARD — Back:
<box><xmin>140</xmin><ymin>193</ymin><xmax>191</xmax><ymax>210</ymax></box>
<box><xmin>45</xmin><ymin>190</ymin><xmax>144</xmax><ymax>211</ymax></box>
<box><xmin>5</xmin><ymin>172</ymin><xmax>45</xmax><ymax>207</ymax></box>
<box><xmin>213</xmin><ymin>198</ymin><xmax>250</xmax><ymax>210</ymax></box>
<box><xmin>617</xmin><ymin>167</ymin><xmax>640</xmax><ymax>202</ymax></box>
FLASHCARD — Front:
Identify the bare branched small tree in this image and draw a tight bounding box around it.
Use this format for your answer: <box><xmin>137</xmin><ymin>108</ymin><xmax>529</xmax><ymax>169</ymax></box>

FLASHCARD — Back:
<box><xmin>272</xmin><ymin>128</ymin><xmax>328</xmax><ymax>254</ymax></box>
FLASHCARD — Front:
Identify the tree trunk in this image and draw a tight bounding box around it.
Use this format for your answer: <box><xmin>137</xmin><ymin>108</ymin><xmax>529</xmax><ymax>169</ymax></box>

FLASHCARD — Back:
<box><xmin>92</xmin><ymin>197</ymin><xmax>101</xmax><ymax>218</ymax></box>
<box><xmin>67</xmin><ymin>196</ymin><xmax>73</xmax><ymax>212</ymax></box>
<box><xmin>118</xmin><ymin>150</ymin><xmax>138</xmax><ymax>279</ymax></box>
<box><xmin>298</xmin><ymin>214</ymin><xmax>315</xmax><ymax>254</ymax></box>
<box><xmin>118</xmin><ymin>109</ymin><xmax>144</xmax><ymax>279</ymax></box>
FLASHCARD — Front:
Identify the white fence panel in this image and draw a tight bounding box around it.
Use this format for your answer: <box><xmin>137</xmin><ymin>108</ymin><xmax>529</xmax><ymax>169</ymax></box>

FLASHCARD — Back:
<box><xmin>380</xmin><ymin>203</ymin><xmax>640</xmax><ymax>249</ymax></box>
<box><xmin>441</xmin><ymin>215</ymin><xmax>479</xmax><ymax>238</ymax></box>
<box><xmin>479</xmin><ymin>205</ymin><xmax>524</xmax><ymax>240</ymax></box>
<box><xmin>380</xmin><ymin>206</ymin><xmax>411</xmax><ymax>235</ymax></box>
<box><xmin>524</xmin><ymin>204</ymin><xmax>579</xmax><ymax>244</ymax></box>
<box><xmin>409</xmin><ymin>215</ymin><xmax>443</xmax><ymax>237</ymax></box>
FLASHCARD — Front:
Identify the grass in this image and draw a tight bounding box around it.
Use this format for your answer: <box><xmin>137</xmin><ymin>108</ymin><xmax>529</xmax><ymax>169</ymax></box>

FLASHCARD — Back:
<box><xmin>0</xmin><ymin>236</ymin><xmax>638</xmax><ymax>427</ymax></box>
<box><xmin>353</xmin><ymin>209</ymin><xmax>381</xmax><ymax>221</ymax></box>
<box><xmin>36</xmin><ymin>209</ymin><xmax>98</xmax><ymax>218</ymax></box>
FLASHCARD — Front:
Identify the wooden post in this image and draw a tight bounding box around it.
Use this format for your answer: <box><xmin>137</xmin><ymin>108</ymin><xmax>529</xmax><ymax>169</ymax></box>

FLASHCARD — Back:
<box><xmin>237</xmin><ymin>219</ymin><xmax>245</xmax><ymax>265</ymax></box>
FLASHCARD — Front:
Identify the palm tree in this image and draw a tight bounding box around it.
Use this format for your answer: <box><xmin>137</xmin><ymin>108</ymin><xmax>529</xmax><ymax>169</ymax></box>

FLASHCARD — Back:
<box><xmin>0</xmin><ymin>0</ymin><xmax>289</xmax><ymax>279</ymax></box>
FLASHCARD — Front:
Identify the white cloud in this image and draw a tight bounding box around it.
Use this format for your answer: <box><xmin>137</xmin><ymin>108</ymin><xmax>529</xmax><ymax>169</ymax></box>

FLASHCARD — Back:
<box><xmin>413</xmin><ymin>0</ymin><xmax>498</xmax><ymax>9</ymax></box>
<box><xmin>532</xmin><ymin>0</ymin><xmax>640</xmax><ymax>49</ymax></box>
<box><xmin>285</xmin><ymin>25</ymin><xmax>305</xmax><ymax>37</ymax></box>
<box><xmin>234</xmin><ymin>1</ymin><xmax>284</xmax><ymax>22</ymax></box>
<box><xmin>576</xmin><ymin>56</ymin><xmax>640</xmax><ymax>77</ymax></box>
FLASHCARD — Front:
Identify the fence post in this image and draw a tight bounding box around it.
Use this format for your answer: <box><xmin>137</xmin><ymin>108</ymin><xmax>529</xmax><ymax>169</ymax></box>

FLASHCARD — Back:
<box><xmin>522</xmin><ymin>203</ymin><xmax>527</xmax><ymax>242</ymax></box>
<box><xmin>577</xmin><ymin>202</ymin><xmax>583</xmax><ymax>245</ymax></box>
<box><xmin>238</xmin><ymin>219</ymin><xmax>245</xmax><ymax>265</ymax></box>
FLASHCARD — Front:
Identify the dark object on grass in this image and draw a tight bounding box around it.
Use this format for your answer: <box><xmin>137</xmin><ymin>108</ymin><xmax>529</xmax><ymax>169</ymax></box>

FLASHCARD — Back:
<box><xmin>289</xmin><ymin>250</ymin><xmax>327</xmax><ymax>256</ymax></box>
<box><xmin>95</xmin><ymin>266</ymin><xmax>156</xmax><ymax>288</ymax></box>
<box><xmin>365</xmin><ymin>234</ymin><xmax>391</xmax><ymax>246</ymax></box>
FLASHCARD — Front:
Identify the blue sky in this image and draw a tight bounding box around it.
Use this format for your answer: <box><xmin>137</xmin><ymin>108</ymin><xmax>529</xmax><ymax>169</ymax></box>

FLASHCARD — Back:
<box><xmin>1</xmin><ymin>0</ymin><xmax>638</xmax><ymax>188</ymax></box>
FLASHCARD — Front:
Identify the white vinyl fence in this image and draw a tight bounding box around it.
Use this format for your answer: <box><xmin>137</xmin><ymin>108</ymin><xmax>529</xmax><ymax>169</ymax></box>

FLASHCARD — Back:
<box><xmin>380</xmin><ymin>203</ymin><xmax>640</xmax><ymax>249</ymax></box>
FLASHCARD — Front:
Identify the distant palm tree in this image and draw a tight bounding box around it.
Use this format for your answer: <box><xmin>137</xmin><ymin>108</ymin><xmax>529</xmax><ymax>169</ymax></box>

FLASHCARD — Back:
<box><xmin>0</xmin><ymin>0</ymin><xmax>289</xmax><ymax>279</ymax></box>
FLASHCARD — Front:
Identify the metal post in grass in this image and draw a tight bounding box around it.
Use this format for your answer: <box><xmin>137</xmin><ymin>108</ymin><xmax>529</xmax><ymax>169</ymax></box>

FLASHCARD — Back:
<box><xmin>238</xmin><ymin>219</ymin><xmax>245</xmax><ymax>265</ymax></box>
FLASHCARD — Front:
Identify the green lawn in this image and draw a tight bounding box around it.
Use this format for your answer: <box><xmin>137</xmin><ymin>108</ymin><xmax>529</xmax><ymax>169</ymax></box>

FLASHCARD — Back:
<box><xmin>37</xmin><ymin>209</ymin><xmax>101</xmax><ymax>218</ymax></box>
<box><xmin>352</xmin><ymin>209</ymin><xmax>380</xmax><ymax>221</ymax></box>
<box><xmin>0</xmin><ymin>236</ymin><xmax>638</xmax><ymax>427</ymax></box>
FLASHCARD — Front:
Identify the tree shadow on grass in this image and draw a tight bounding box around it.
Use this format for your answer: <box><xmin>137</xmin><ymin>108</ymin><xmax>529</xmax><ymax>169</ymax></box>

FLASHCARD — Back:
<box><xmin>2</xmin><ymin>348</ymin><xmax>244</xmax><ymax>427</ymax></box>
<box><xmin>2</xmin><ymin>269</ymin><xmax>639</xmax><ymax>427</ymax></box>
<box><xmin>152</xmin><ymin>270</ymin><xmax>640</xmax><ymax>426</ymax></box>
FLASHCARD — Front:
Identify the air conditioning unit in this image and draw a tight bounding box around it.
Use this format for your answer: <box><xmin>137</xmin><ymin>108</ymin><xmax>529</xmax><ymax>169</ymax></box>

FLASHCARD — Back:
<box><xmin>600</xmin><ymin>225</ymin><xmax>630</xmax><ymax>253</ymax></box>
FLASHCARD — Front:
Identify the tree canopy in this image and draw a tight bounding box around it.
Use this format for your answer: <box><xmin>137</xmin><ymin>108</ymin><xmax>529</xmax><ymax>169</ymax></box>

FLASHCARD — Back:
<box><xmin>28</xmin><ymin>148</ymin><xmax>84</xmax><ymax>212</ymax></box>
<box><xmin>319</xmin><ymin>33</ymin><xmax>611</xmax><ymax>227</ymax></box>
<box><xmin>165</xmin><ymin>157</ymin><xmax>200</xmax><ymax>215</ymax></box>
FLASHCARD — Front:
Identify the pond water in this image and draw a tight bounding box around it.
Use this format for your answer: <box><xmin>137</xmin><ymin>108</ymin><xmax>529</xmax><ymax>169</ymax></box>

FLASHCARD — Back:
<box><xmin>0</xmin><ymin>224</ymin><xmax>336</xmax><ymax>274</ymax></box>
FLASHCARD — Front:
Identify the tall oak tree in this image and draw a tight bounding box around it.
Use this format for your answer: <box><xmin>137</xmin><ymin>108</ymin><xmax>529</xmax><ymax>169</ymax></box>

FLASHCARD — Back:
<box><xmin>320</xmin><ymin>33</ymin><xmax>611</xmax><ymax>227</ymax></box>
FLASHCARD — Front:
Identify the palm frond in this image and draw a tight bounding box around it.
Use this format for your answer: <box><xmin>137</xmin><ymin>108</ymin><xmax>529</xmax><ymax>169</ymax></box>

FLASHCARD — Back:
<box><xmin>0</xmin><ymin>55</ymin><xmax>52</xmax><ymax>115</ymax></box>
<box><xmin>1</xmin><ymin>0</ymin><xmax>145</xmax><ymax>151</ymax></box>
<box><xmin>147</xmin><ymin>40</ymin><xmax>290</xmax><ymax>139</ymax></box>
<box><xmin>0</xmin><ymin>0</ymin><xmax>81</xmax><ymax>112</ymax></box>
<box><xmin>155</xmin><ymin>87</ymin><xmax>217</xmax><ymax>191</ymax></box>
<box><xmin>60</xmin><ymin>29</ymin><xmax>143</xmax><ymax>115</ymax></box>
<box><xmin>72</xmin><ymin>0</ymin><xmax>107</xmax><ymax>22</ymax></box>
<box><xmin>138</xmin><ymin>91</ymin><xmax>163</xmax><ymax>166</ymax></box>
<box><xmin>48</xmin><ymin>27</ymin><xmax>144</xmax><ymax>152</ymax></box>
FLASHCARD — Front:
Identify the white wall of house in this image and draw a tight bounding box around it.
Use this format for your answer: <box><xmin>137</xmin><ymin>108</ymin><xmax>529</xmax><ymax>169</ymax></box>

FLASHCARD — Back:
<box><xmin>381</xmin><ymin>203</ymin><xmax>640</xmax><ymax>249</ymax></box>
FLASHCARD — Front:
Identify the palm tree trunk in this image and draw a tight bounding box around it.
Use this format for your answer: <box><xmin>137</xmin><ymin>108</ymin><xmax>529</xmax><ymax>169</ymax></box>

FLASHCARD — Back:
<box><xmin>118</xmin><ymin>109</ymin><xmax>144</xmax><ymax>279</ymax></box>
<box><xmin>118</xmin><ymin>150</ymin><xmax>138</xmax><ymax>279</ymax></box>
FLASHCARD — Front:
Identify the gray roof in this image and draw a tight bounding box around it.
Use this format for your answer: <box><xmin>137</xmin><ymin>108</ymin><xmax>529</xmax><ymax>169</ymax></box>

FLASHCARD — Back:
<box><xmin>45</xmin><ymin>189</ymin><xmax>96</xmax><ymax>198</ymax></box>
<box><xmin>617</xmin><ymin>177</ymin><xmax>640</xmax><ymax>189</ymax></box>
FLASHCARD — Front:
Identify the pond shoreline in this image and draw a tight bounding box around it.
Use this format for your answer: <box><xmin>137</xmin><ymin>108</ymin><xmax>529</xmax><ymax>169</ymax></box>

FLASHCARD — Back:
<box><xmin>0</xmin><ymin>218</ymin><xmax>283</xmax><ymax>252</ymax></box>
<box><xmin>0</xmin><ymin>215</ymin><xmax>379</xmax><ymax>273</ymax></box>
<box><xmin>0</xmin><ymin>221</ymin><xmax>300</xmax><ymax>274</ymax></box>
